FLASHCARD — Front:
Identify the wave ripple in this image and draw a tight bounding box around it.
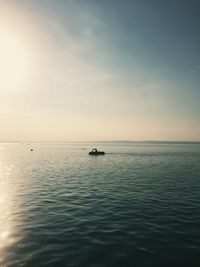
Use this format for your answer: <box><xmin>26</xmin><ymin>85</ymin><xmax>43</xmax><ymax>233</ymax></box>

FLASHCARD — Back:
<box><xmin>0</xmin><ymin>143</ymin><xmax>200</xmax><ymax>267</ymax></box>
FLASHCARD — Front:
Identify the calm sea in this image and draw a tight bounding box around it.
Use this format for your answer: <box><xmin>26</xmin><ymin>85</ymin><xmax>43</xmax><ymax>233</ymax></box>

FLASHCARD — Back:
<box><xmin>0</xmin><ymin>142</ymin><xmax>200</xmax><ymax>267</ymax></box>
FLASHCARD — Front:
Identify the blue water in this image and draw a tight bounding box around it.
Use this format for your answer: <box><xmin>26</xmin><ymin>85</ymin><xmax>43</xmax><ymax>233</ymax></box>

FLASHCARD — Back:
<box><xmin>0</xmin><ymin>142</ymin><xmax>200</xmax><ymax>267</ymax></box>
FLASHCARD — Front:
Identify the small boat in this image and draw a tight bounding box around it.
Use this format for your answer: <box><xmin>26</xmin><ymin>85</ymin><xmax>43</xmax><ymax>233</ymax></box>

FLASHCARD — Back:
<box><xmin>89</xmin><ymin>148</ymin><xmax>105</xmax><ymax>155</ymax></box>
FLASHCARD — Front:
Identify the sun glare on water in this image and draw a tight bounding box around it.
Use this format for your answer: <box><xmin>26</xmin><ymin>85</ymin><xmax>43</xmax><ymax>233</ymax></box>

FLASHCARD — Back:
<box><xmin>0</xmin><ymin>29</ymin><xmax>29</xmax><ymax>92</ymax></box>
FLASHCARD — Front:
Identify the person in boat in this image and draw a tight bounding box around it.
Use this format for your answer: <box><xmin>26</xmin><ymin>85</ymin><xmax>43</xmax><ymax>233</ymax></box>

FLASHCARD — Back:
<box><xmin>89</xmin><ymin>148</ymin><xmax>105</xmax><ymax>155</ymax></box>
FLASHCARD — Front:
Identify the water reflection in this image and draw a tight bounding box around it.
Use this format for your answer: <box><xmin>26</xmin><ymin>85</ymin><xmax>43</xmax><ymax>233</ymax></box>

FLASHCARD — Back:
<box><xmin>0</xmin><ymin>149</ymin><xmax>17</xmax><ymax>265</ymax></box>
<box><xmin>0</xmin><ymin>143</ymin><xmax>200</xmax><ymax>267</ymax></box>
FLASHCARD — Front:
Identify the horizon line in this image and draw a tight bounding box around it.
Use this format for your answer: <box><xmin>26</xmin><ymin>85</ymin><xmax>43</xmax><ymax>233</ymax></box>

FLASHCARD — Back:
<box><xmin>1</xmin><ymin>140</ymin><xmax>200</xmax><ymax>144</ymax></box>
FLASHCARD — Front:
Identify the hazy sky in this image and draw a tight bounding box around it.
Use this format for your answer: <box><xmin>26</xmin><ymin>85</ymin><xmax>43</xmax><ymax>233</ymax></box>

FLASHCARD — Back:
<box><xmin>0</xmin><ymin>0</ymin><xmax>200</xmax><ymax>141</ymax></box>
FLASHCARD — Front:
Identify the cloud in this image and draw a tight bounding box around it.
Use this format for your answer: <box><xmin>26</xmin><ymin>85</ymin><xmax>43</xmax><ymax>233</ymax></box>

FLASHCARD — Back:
<box><xmin>1</xmin><ymin>0</ymin><xmax>199</xmax><ymax>141</ymax></box>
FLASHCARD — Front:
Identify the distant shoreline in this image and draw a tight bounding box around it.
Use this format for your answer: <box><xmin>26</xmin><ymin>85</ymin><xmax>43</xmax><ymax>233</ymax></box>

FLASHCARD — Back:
<box><xmin>1</xmin><ymin>140</ymin><xmax>200</xmax><ymax>145</ymax></box>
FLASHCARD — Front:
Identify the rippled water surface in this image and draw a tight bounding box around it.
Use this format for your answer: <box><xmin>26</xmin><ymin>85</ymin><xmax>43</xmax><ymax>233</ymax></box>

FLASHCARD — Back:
<box><xmin>0</xmin><ymin>142</ymin><xmax>200</xmax><ymax>267</ymax></box>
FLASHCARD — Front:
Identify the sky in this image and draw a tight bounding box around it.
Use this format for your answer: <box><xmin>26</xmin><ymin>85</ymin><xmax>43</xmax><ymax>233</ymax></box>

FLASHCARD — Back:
<box><xmin>0</xmin><ymin>0</ymin><xmax>200</xmax><ymax>141</ymax></box>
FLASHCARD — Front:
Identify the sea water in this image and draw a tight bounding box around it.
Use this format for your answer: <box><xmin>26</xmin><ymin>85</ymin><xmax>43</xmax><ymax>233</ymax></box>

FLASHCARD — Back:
<box><xmin>0</xmin><ymin>142</ymin><xmax>200</xmax><ymax>267</ymax></box>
